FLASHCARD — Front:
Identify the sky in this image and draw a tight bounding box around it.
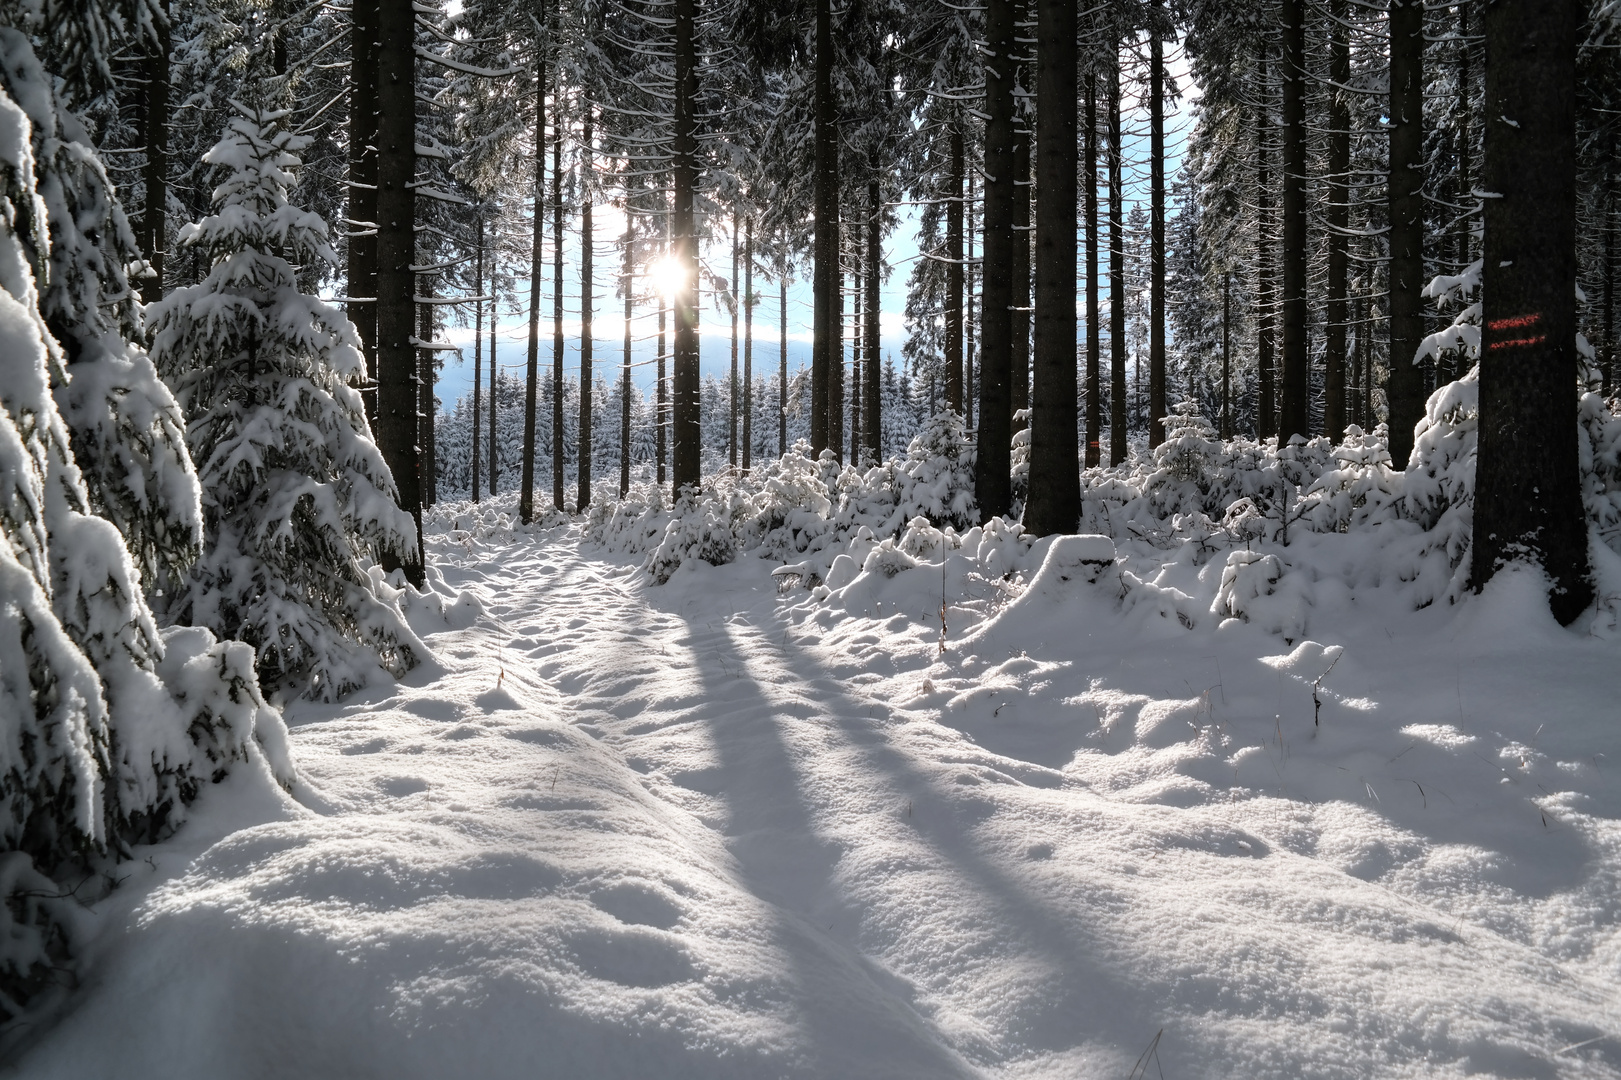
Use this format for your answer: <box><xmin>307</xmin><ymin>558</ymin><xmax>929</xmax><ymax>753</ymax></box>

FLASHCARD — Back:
<box><xmin>430</xmin><ymin>42</ymin><xmax>1197</xmax><ymax>412</ymax></box>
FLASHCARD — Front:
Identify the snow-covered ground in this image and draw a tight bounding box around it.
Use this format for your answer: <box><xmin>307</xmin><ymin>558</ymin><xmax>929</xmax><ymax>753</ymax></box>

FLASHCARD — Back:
<box><xmin>9</xmin><ymin>519</ymin><xmax>1621</xmax><ymax>1079</ymax></box>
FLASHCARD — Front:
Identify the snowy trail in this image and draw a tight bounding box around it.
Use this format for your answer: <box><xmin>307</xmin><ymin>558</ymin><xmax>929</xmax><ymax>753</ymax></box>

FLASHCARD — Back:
<box><xmin>13</xmin><ymin>529</ymin><xmax>1621</xmax><ymax>1079</ymax></box>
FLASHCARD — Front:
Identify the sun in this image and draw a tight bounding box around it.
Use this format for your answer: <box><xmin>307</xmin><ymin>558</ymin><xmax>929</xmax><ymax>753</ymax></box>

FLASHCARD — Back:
<box><xmin>646</xmin><ymin>254</ymin><xmax>686</xmax><ymax>301</ymax></box>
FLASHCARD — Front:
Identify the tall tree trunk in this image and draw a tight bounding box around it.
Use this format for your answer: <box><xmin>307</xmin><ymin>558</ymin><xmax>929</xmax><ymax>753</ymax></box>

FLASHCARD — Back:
<box><xmin>1085</xmin><ymin>67</ymin><xmax>1100</xmax><ymax>467</ymax></box>
<box><xmin>966</xmin><ymin>169</ymin><xmax>977</xmax><ymax>428</ymax></box>
<box><xmin>1605</xmin><ymin>192</ymin><xmax>1616</xmax><ymax>393</ymax></box>
<box><xmin>578</xmin><ymin>108</ymin><xmax>594</xmax><ymax>511</ymax></box>
<box><xmin>473</xmin><ymin>213</ymin><xmax>483</xmax><ymax>502</ymax></box>
<box><xmin>522</xmin><ymin>56</ymin><xmax>545</xmax><ymax>523</ymax></box>
<box><xmin>864</xmin><ymin>179</ymin><xmax>881</xmax><ymax>464</ymax></box>
<box><xmin>830</xmin><ymin>226</ymin><xmax>844</xmax><ymax>462</ymax></box>
<box><xmin>1387</xmin><ymin>0</ymin><xmax>1425</xmax><ymax>465</ymax></box>
<box><xmin>1149</xmin><ymin>9</ymin><xmax>1167</xmax><ymax>446</ymax></box>
<box><xmin>1278</xmin><ymin>0</ymin><xmax>1308</xmax><ymax>441</ymax></box>
<box><xmin>730</xmin><ymin>216</ymin><xmax>739</xmax><ymax>470</ymax></box>
<box><xmin>1011</xmin><ymin>37</ymin><xmax>1031</xmax><ymax>430</ymax></box>
<box><xmin>1255</xmin><ymin>47</ymin><xmax>1276</xmax><ymax>439</ymax></box>
<box><xmin>552</xmin><ymin>73</ymin><xmax>567</xmax><ymax>508</ymax></box>
<box><xmin>851</xmin><ymin>247</ymin><xmax>863</xmax><ymax>462</ymax></box>
<box><xmin>1473</xmin><ymin>0</ymin><xmax>1589</xmax><ymax>623</ymax></box>
<box><xmin>419</xmin><ymin>276</ymin><xmax>436</xmax><ymax>507</ymax></box>
<box><xmin>139</xmin><ymin>5</ymin><xmax>169</xmax><ymax>306</ymax></box>
<box><xmin>622</xmin><ymin>226</ymin><xmax>632</xmax><ymax>497</ymax></box>
<box><xmin>1457</xmin><ymin>0</ymin><xmax>1474</xmax><ymax>271</ymax></box>
<box><xmin>779</xmin><ymin>271</ymin><xmax>788</xmax><ymax>455</ymax></box>
<box><xmin>376</xmin><ymin>0</ymin><xmax>422</xmax><ymax>584</ymax></box>
<box><xmin>671</xmin><ymin>0</ymin><xmax>701</xmax><ymax>492</ymax></box>
<box><xmin>744</xmin><ymin>217</ymin><xmax>754</xmax><ymax>472</ymax></box>
<box><xmin>1222</xmin><ymin>273</ymin><xmax>1232</xmax><ymax>438</ymax></box>
<box><xmin>658</xmin><ymin>211</ymin><xmax>668</xmax><ymax>486</ymax></box>
<box><xmin>349</xmin><ymin>0</ymin><xmax>379</xmax><ymax>423</ymax></box>
<box><xmin>1108</xmin><ymin>49</ymin><xmax>1126</xmax><ymax>465</ymax></box>
<box><xmin>1026</xmin><ymin>0</ymin><xmax>1078</xmax><ymax>535</ymax></box>
<box><xmin>489</xmin><ymin>279</ymin><xmax>498</xmax><ymax>495</ymax></box>
<box><xmin>976</xmin><ymin>0</ymin><xmax>1017</xmax><ymax>518</ymax></box>
<box><xmin>947</xmin><ymin>123</ymin><xmax>965</xmax><ymax>414</ymax></box>
<box><xmin>811</xmin><ymin>0</ymin><xmax>837</xmax><ymax>453</ymax></box>
<box><xmin>1324</xmin><ymin>0</ymin><xmax>1349</xmax><ymax>440</ymax></box>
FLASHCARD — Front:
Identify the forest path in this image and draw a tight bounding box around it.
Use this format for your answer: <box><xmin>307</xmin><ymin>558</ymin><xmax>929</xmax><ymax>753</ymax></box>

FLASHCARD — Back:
<box><xmin>14</xmin><ymin>529</ymin><xmax>1621</xmax><ymax>1080</ymax></box>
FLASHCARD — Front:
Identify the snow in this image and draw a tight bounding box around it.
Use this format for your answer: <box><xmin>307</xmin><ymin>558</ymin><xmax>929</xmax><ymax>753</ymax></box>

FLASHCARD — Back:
<box><xmin>12</xmin><ymin>500</ymin><xmax>1621</xmax><ymax>1079</ymax></box>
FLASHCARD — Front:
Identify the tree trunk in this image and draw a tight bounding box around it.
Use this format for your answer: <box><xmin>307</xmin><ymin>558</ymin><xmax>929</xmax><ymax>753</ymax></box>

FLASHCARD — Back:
<box><xmin>1255</xmin><ymin>47</ymin><xmax>1276</xmax><ymax>440</ymax></box>
<box><xmin>1278</xmin><ymin>0</ymin><xmax>1308</xmax><ymax>441</ymax></box>
<box><xmin>1149</xmin><ymin>10</ymin><xmax>1167</xmax><ymax>446</ymax></box>
<box><xmin>1387</xmin><ymin>0</ymin><xmax>1425</xmax><ymax>465</ymax></box>
<box><xmin>578</xmin><ymin>107</ymin><xmax>594</xmax><ymax>512</ymax></box>
<box><xmin>552</xmin><ymin>71</ymin><xmax>567</xmax><ymax>509</ymax></box>
<box><xmin>744</xmin><ymin>217</ymin><xmax>754</xmax><ymax>472</ymax></box>
<box><xmin>489</xmin><ymin>280</ymin><xmax>498</xmax><ymax>495</ymax></box>
<box><xmin>473</xmin><ymin>213</ymin><xmax>483</xmax><ymax>502</ymax></box>
<box><xmin>1011</xmin><ymin>37</ymin><xmax>1031</xmax><ymax>430</ymax></box>
<box><xmin>671</xmin><ymin>0</ymin><xmax>701</xmax><ymax>492</ymax></box>
<box><xmin>139</xmin><ymin>6</ymin><xmax>169</xmax><ymax>306</ymax></box>
<box><xmin>1605</xmin><ymin>192</ymin><xmax>1616</xmax><ymax>392</ymax></box>
<box><xmin>779</xmin><ymin>272</ymin><xmax>788</xmax><ymax>455</ymax></box>
<box><xmin>975</xmin><ymin>0</ymin><xmax>1017</xmax><ymax>519</ymax></box>
<box><xmin>811</xmin><ymin>0</ymin><xmax>837</xmax><ymax>454</ymax></box>
<box><xmin>966</xmin><ymin>169</ymin><xmax>977</xmax><ymax>428</ymax></box>
<box><xmin>1026</xmin><ymin>0</ymin><xmax>1078</xmax><ymax>536</ymax></box>
<box><xmin>1085</xmin><ymin>67</ymin><xmax>1100</xmax><ymax>467</ymax></box>
<box><xmin>349</xmin><ymin>0</ymin><xmax>378</xmax><ymax>424</ymax></box>
<box><xmin>947</xmin><ymin>123</ymin><xmax>965</xmax><ymax>414</ymax></box>
<box><xmin>419</xmin><ymin>275</ymin><xmax>436</xmax><ymax>507</ymax></box>
<box><xmin>658</xmin><ymin>211</ymin><xmax>668</xmax><ymax>486</ymax></box>
<box><xmin>375</xmin><ymin>0</ymin><xmax>421</xmax><ymax>584</ymax></box>
<box><xmin>830</xmin><ymin>227</ymin><xmax>843</xmax><ymax>462</ymax></box>
<box><xmin>1324</xmin><ymin>0</ymin><xmax>1349</xmax><ymax>440</ymax></box>
<box><xmin>864</xmin><ymin>179</ymin><xmax>881</xmax><ymax>464</ymax></box>
<box><xmin>522</xmin><ymin>57</ymin><xmax>545</xmax><ymax>523</ymax></box>
<box><xmin>1109</xmin><ymin>49</ymin><xmax>1126</xmax><ymax>465</ymax></box>
<box><xmin>1222</xmin><ymin>273</ymin><xmax>1232</xmax><ymax>439</ymax></box>
<box><xmin>622</xmin><ymin>226</ymin><xmax>632</xmax><ymax>497</ymax></box>
<box><xmin>1473</xmin><ymin>0</ymin><xmax>1589</xmax><ymax>623</ymax></box>
<box><xmin>730</xmin><ymin>216</ymin><xmax>739</xmax><ymax>470</ymax></box>
<box><xmin>851</xmin><ymin>249</ymin><xmax>863</xmax><ymax>463</ymax></box>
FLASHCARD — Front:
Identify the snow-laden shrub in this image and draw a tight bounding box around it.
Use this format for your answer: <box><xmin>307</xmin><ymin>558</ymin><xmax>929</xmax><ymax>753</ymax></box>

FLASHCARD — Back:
<box><xmin>150</xmin><ymin>103</ymin><xmax>424</xmax><ymax>701</ymax></box>
<box><xmin>1295</xmin><ymin>425</ymin><xmax>1402</xmax><ymax>535</ymax></box>
<box><xmin>647</xmin><ymin>486</ymin><xmax>738</xmax><ymax>584</ymax></box>
<box><xmin>892</xmin><ymin>411</ymin><xmax>977</xmax><ymax>532</ymax></box>
<box><xmin>1581</xmin><ymin>391</ymin><xmax>1621</xmax><ymax>554</ymax></box>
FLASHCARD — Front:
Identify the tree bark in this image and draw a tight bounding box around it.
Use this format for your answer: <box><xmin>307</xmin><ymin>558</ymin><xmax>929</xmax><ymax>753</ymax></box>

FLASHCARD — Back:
<box><xmin>1324</xmin><ymin>0</ymin><xmax>1349</xmax><ymax>440</ymax></box>
<box><xmin>522</xmin><ymin>54</ymin><xmax>545</xmax><ymax>523</ymax></box>
<box><xmin>966</xmin><ymin>169</ymin><xmax>977</xmax><ymax>428</ymax></box>
<box><xmin>658</xmin><ymin>211</ymin><xmax>668</xmax><ymax>486</ymax></box>
<box><xmin>375</xmin><ymin>0</ymin><xmax>421</xmax><ymax>584</ymax></box>
<box><xmin>578</xmin><ymin>107</ymin><xmax>594</xmax><ymax>511</ymax></box>
<box><xmin>851</xmin><ymin>249</ymin><xmax>863</xmax><ymax>463</ymax></box>
<box><xmin>671</xmin><ymin>0</ymin><xmax>701</xmax><ymax>492</ymax></box>
<box><xmin>1108</xmin><ymin>49</ymin><xmax>1126</xmax><ymax>465</ymax></box>
<box><xmin>976</xmin><ymin>0</ymin><xmax>1017</xmax><ymax>518</ymax></box>
<box><xmin>349</xmin><ymin>0</ymin><xmax>378</xmax><ymax>423</ymax></box>
<box><xmin>1011</xmin><ymin>26</ymin><xmax>1031</xmax><ymax>430</ymax></box>
<box><xmin>811</xmin><ymin>0</ymin><xmax>837</xmax><ymax>453</ymax></box>
<box><xmin>1149</xmin><ymin>9</ymin><xmax>1167</xmax><ymax>446</ymax></box>
<box><xmin>1473</xmin><ymin>0</ymin><xmax>1589</xmax><ymax>624</ymax></box>
<box><xmin>1387</xmin><ymin>0</ymin><xmax>1425</xmax><ymax>465</ymax></box>
<box><xmin>1278</xmin><ymin>0</ymin><xmax>1308</xmax><ymax>441</ymax></box>
<box><xmin>622</xmin><ymin>226</ymin><xmax>632</xmax><ymax>498</ymax></box>
<box><xmin>947</xmin><ymin>123</ymin><xmax>965</xmax><ymax>414</ymax></box>
<box><xmin>1085</xmin><ymin>67</ymin><xmax>1100</xmax><ymax>467</ymax></box>
<box><xmin>473</xmin><ymin>213</ymin><xmax>483</xmax><ymax>502</ymax></box>
<box><xmin>552</xmin><ymin>70</ymin><xmax>567</xmax><ymax>509</ymax></box>
<box><xmin>1026</xmin><ymin>0</ymin><xmax>1078</xmax><ymax>536</ymax></box>
<box><xmin>745</xmin><ymin>217</ymin><xmax>755</xmax><ymax>472</ymax></box>
<box><xmin>779</xmin><ymin>271</ymin><xmax>788</xmax><ymax>455</ymax></box>
<box><xmin>139</xmin><ymin>5</ymin><xmax>169</xmax><ymax>306</ymax></box>
<box><xmin>489</xmin><ymin>276</ymin><xmax>498</xmax><ymax>495</ymax></box>
<box><xmin>419</xmin><ymin>274</ymin><xmax>436</xmax><ymax>507</ymax></box>
<box><xmin>1255</xmin><ymin>47</ymin><xmax>1275</xmax><ymax>440</ymax></box>
<box><xmin>730</xmin><ymin>216</ymin><xmax>739</xmax><ymax>470</ymax></box>
<box><xmin>864</xmin><ymin>179</ymin><xmax>881</xmax><ymax>464</ymax></box>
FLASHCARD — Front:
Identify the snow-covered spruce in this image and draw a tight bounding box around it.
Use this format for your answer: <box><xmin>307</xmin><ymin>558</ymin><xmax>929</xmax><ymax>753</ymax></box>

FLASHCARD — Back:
<box><xmin>0</xmin><ymin>73</ymin><xmax>290</xmax><ymax>1022</ymax></box>
<box><xmin>0</xmin><ymin>30</ymin><xmax>203</xmax><ymax>601</ymax></box>
<box><xmin>149</xmin><ymin>103</ymin><xmax>425</xmax><ymax>702</ymax></box>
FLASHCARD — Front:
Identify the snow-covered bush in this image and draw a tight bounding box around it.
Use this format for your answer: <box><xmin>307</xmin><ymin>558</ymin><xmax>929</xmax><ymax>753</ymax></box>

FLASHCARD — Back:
<box><xmin>647</xmin><ymin>486</ymin><xmax>738</xmax><ymax>584</ymax></box>
<box><xmin>149</xmin><ymin>104</ymin><xmax>424</xmax><ymax>701</ymax></box>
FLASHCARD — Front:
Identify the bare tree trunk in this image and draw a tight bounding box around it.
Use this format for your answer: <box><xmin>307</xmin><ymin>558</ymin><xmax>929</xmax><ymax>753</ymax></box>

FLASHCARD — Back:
<box><xmin>1387</xmin><ymin>0</ymin><xmax>1425</xmax><ymax>464</ymax></box>
<box><xmin>473</xmin><ymin>213</ymin><xmax>483</xmax><ymax>502</ymax></box>
<box><xmin>779</xmin><ymin>271</ymin><xmax>788</xmax><ymax>455</ymax></box>
<box><xmin>864</xmin><ymin>180</ymin><xmax>881</xmax><ymax>464</ymax></box>
<box><xmin>522</xmin><ymin>54</ymin><xmax>545</xmax><ymax>523</ymax></box>
<box><xmin>1026</xmin><ymin>0</ymin><xmax>1078</xmax><ymax>535</ymax></box>
<box><xmin>1085</xmin><ymin>67</ymin><xmax>1100</xmax><ymax>467</ymax></box>
<box><xmin>744</xmin><ymin>218</ymin><xmax>755</xmax><ymax>472</ymax></box>
<box><xmin>851</xmin><ymin>248</ymin><xmax>863</xmax><ymax>463</ymax></box>
<box><xmin>349</xmin><ymin>0</ymin><xmax>378</xmax><ymax>424</ymax></box>
<box><xmin>1109</xmin><ymin>48</ymin><xmax>1126</xmax><ymax>465</ymax></box>
<box><xmin>552</xmin><ymin>71</ymin><xmax>567</xmax><ymax>509</ymax></box>
<box><xmin>671</xmin><ymin>0</ymin><xmax>701</xmax><ymax>492</ymax></box>
<box><xmin>830</xmin><ymin>227</ymin><xmax>844</xmax><ymax>462</ymax></box>
<box><xmin>621</xmin><ymin>226</ymin><xmax>632</xmax><ymax>497</ymax></box>
<box><xmin>1222</xmin><ymin>273</ymin><xmax>1232</xmax><ymax>439</ymax></box>
<box><xmin>578</xmin><ymin>108</ymin><xmax>594</xmax><ymax>511</ymax></box>
<box><xmin>1149</xmin><ymin>7</ymin><xmax>1167</xmax><ymax>446</ymax></box>
<box><xmin>730</xmin><ymin>216</ymin><xmax>739</xmax><ymax>470</ymax></box>
<box><xmin>489</xmin><ymin>279</ymin><xmax>498</xmax><ymax>495</ymax></box>
<box><xmin>811</xmin><ymin>0</ymin><xmax>837</xmax><ymax>453</ymax></box>
<box><xmin>1324</xmin><ymin>0</ymin><xmax>1349</xmax><ymax>440</ymax></box>
<box><xmin>947</xmin><ymin>123</ymin><xmax>965</xmax><ymax>414</ymax></box>
<box><xmin>1473</xmin><ymin>0</ymin><xmax>1589</xmax><ymax>623</ymax></box>
<box><xmin>376</xmin><ymin>0</ymin><xmax>422</xmax><ymax>583</ymax></box>
<box><xmin>966</xmin><ymin>169</ymin><xmax>977</xmax><ymax>428</ymax></box>
<box><xmin>658</xmin><ymin>211</ymin><xmax>668</xmax><ymax>486</ymax></box>
<box><xmin>1011</xmin><ymin>24</ymin><xmax>1031</xmax><ymax>431</ymax></box>
<box><xmin>1255</xmin><ymin>47</ymin><xmax>1276</xmax><ymax>440</ymax></box>
<box><xmin>976</xmin><ymin>0</ymin><xmax>1017</xmax><ymax>518</ymax></box>
<box><xmin>1278</xmin><ymin>0</ymin><xmax>1308</xmax><ymax>441</ymax></box>
<box><xmin>419</xmin><ymin>276</ymin><xmax>436</xmax><ymax>507</ymax></box>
